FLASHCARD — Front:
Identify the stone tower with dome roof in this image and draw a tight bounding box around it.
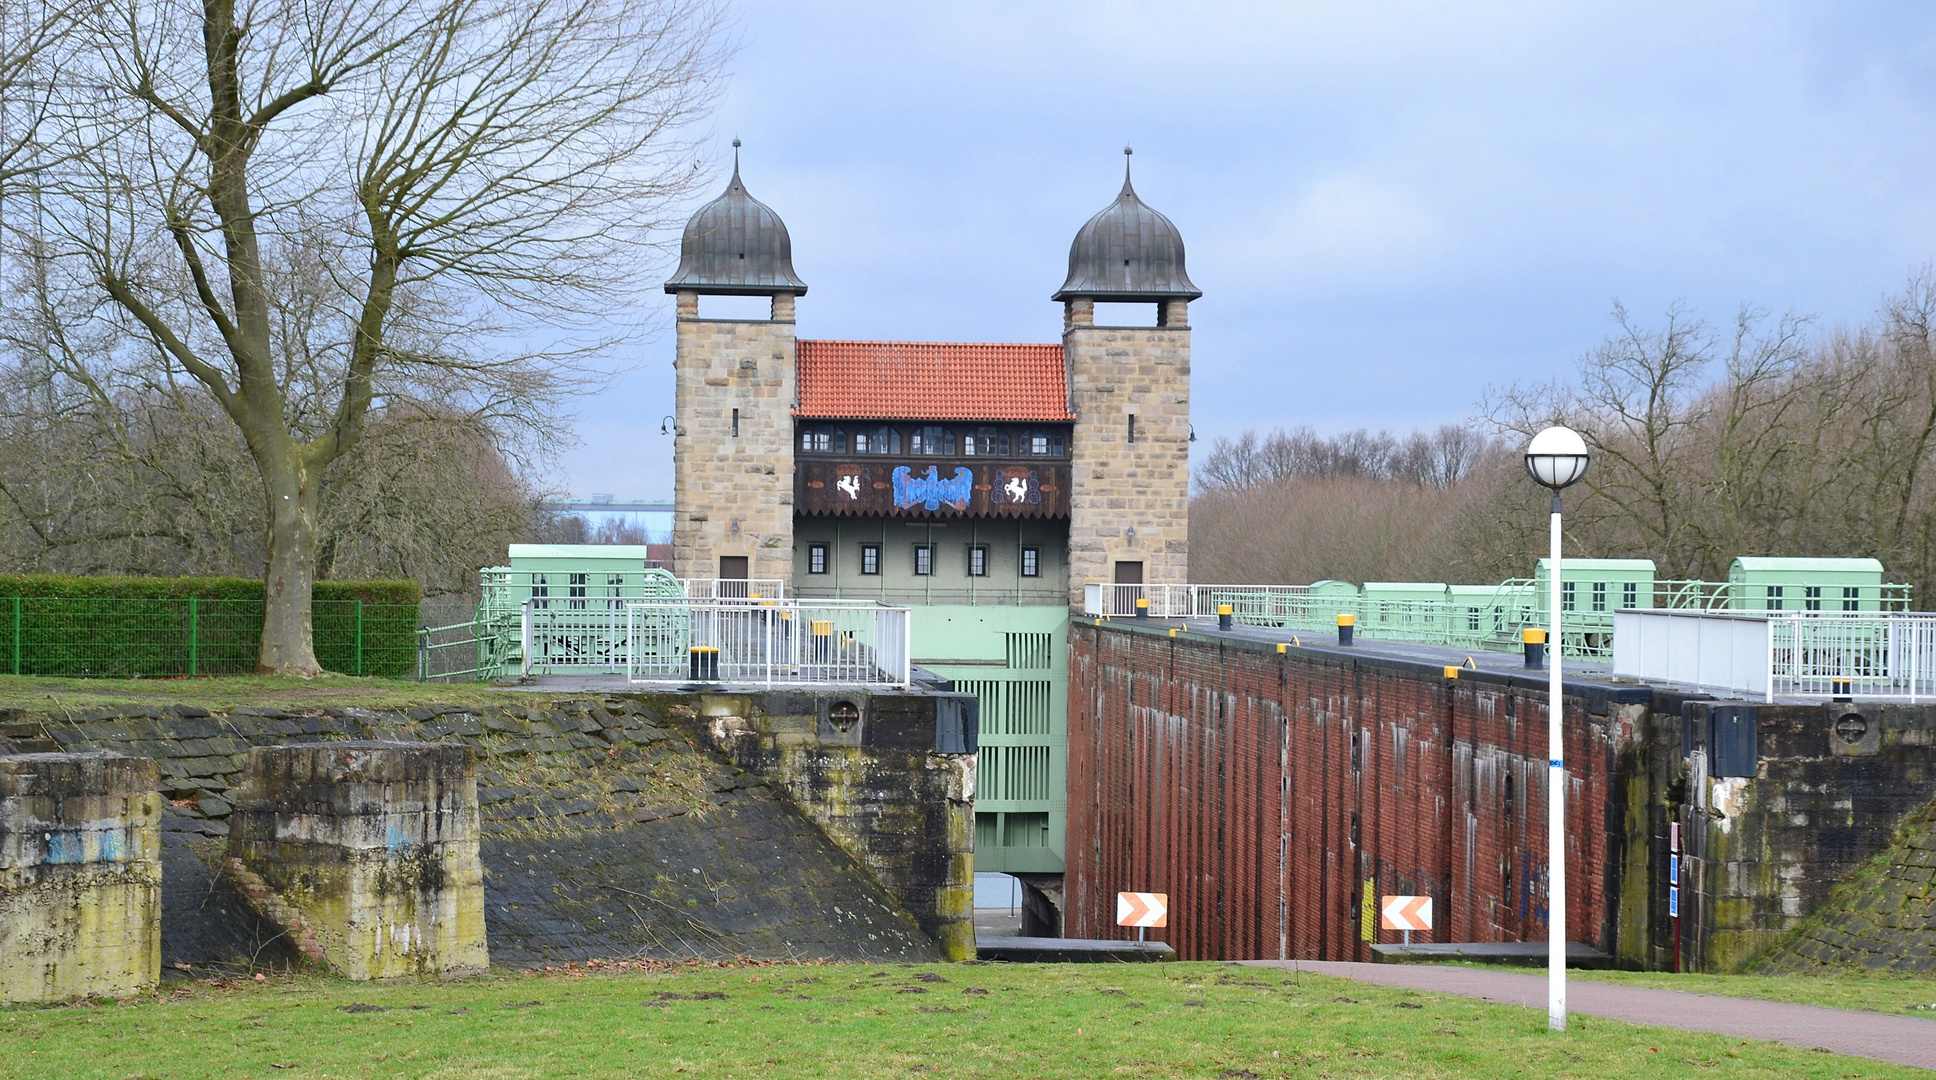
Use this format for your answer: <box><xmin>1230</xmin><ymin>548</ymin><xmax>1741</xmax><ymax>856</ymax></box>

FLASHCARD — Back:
<box><xmin>664</xmin><ymin>144</ymin><xmax>808</xmax><ymax>585</ymax></box>
<box><xmin>1056</xmin><ymin>148</ymin><xmax>1198</xmax><ymax>603</ymax></box>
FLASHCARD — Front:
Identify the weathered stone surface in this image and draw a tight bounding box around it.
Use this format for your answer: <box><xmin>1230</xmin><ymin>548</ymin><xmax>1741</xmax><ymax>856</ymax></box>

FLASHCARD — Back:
<box><xmin>672</xmin><ymin>314</ymin><xmax>797</xmax><ymax>584</ymax></box>
<box><xmin>14</xmin><ymin>696</ymin><xmax>948</xmax><ymax>967</ymax></box>
<box><xmin>1756</xmin><ymin>790</ymin><xmax>1936</xmax><ymax>974</ymax></box>
<box><xmin>227</xmin><ymin>742</ymin><xmax>488</xmax><ymax>981</ymax></box>
<box><xmin>0</xmin><ymin>753</ymin><xmax>161</xmax><ymax>1001</ymax></box>
<box><xmin>676</xmin><ymin>689</ymin><xmax>978</xmax><ymax>961</ymax></box>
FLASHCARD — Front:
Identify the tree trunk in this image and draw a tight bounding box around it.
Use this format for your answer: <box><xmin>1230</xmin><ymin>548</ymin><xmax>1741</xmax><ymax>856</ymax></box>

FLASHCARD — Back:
<box><xmin>257</xmin><ymin>446</ymin><xmax>323</xmax><ymax>676</ymax></box>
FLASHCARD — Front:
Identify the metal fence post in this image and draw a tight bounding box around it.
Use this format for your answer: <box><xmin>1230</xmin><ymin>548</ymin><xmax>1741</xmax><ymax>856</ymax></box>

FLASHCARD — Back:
<box><xmin>10</xmin><ymin>595</ymin><xmax>18</xmax><ymax>676</ymax></box>
<box><xmin>188</xmin><ymin>596</ymin><xmax>198</xmax><ymax>677</ymax></box>
<box><xmin>354</xmin><ymin>599</ymin><xmax>364</xmax><ymax>677</ymax></box>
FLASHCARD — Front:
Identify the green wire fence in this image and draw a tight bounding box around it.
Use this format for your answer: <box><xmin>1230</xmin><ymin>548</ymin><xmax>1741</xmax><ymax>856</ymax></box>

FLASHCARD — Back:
<box><xmin>1</xmin><ymin>597</ymin><xmax>420</xmax><ymax>679</ymax></box>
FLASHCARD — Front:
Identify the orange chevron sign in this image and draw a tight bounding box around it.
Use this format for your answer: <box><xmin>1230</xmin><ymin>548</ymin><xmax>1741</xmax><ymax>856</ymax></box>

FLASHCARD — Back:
<box><xmin>1380</xmin><ymin>895</ymin><xmax>1433</xmax><ymax>932</ymax></box>
<box><xmin>1116</xmin><ymin>892</ymin><xmax>1168</xmax><ymax>928</ymax></box>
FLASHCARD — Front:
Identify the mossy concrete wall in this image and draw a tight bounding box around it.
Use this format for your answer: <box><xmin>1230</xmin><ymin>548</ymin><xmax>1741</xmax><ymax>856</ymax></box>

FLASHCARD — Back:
<box><xmin>227</xmin><ymin>743</ymin><xmax>487</xmax><ymax>981</ymax></box>
<box><xmin>0</xmin><ymin>753</ymin><xmax>161</xmax><ymax>1001</ymax></box>
<box><xmin>1754</xmin><ymin>790</ymin><xmax>1936</xmax><ymax>973</ymax></box>
<box><xmin>1</xmin><ymin>697</ymin><xmax>948</xmax><ymax>969</ymax></box>
<box><xmin>1667</xmin><ymin>700</ymin><xmax>1936</xmax><ymax>972</ymax></box>
<box><xmin>668</xmin><ymin>690</ymin><xmax>978</xmax><ymax>961</ymax></box>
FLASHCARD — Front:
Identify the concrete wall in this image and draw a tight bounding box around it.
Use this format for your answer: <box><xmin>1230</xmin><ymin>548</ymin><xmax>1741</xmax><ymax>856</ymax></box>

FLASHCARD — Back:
<box><xmin>667</xmin><ymin>689</ymin><xmax>978</xmax><ymax>960</ymax></box>
<box><xmin>2</xmin><ymin>695</ymin><xmax>956</xmax><ymax>969</ymax></box>
<box><xmin>673</xmin><ymin>307</ymin><xmax>797</xmax><ymax>585</ymax></box>
<box><xmin>1064</xmin><ymin>317</ymin><xmax>1190</xmax><ymax>603</ymax></box>
<box><xmin>1065</xmin><ymin>620</ymin><xmax>1936</xmax><ymax>971</ymax></box>
<box><xmin>0</xmin><ymin>753</ymin><xmax>161</xmax><ymax>1001</ymax></box>
<box><xmin>227</xmin><ymin>743</ymin><xmax>487</xmax><ymax>980</ymax></box>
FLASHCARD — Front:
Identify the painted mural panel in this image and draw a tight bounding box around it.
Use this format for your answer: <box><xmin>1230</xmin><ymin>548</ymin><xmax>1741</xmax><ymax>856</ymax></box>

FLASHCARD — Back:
<box><xmin>797</xmin><ymin>460</ymin><xmax>1069</xmax><ymax>518</ymax></box>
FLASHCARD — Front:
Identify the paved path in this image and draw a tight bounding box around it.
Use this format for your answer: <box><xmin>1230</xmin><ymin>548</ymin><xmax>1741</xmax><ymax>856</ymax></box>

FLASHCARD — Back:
<box><xmin>1242</xmin><ymin>961</ymin><xmax>1936</xmax><ymax>1072</ymax></box>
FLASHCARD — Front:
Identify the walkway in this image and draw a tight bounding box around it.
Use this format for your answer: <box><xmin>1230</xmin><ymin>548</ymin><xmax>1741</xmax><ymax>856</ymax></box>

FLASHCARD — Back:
<box><xmin>1242</xmin><ymin>961</ymin><xmax>1936</xmax><ymax>1072</ymax></box>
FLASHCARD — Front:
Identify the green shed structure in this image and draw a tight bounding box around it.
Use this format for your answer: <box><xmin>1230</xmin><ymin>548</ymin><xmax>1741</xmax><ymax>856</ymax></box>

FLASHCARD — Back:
<box><xmin>1727</xmin><ymin>557</ymin><xmax>1888</xmax><ymax>612</ymax></box>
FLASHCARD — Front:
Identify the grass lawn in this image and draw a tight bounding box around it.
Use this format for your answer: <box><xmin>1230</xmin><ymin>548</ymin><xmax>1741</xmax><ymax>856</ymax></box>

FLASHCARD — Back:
<box><xmin>0</xmin><ymin>961</ymin><xmax>1922</xmax><ymax>1080</ymax></box>
<box><xmin>0</xmin><ymin>673</ymin><xmax>539</xmax><ymax>714</ymax></box>
<box><xmin>1489</xmin><ymin>965</ymin><xmax>1936</xmax><ymax>1018</ymax></box>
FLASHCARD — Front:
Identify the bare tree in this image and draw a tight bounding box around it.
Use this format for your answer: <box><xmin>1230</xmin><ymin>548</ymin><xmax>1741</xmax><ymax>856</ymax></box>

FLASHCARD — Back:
<box><xmin>23</xmin><ymin>0</ymin><xmax>727</xmax><ymax>673</ymax></box>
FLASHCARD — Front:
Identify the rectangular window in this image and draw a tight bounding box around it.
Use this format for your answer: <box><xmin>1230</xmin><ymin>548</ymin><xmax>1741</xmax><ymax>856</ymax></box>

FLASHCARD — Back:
<box><xmin>1805</xmin><ymin>585</ymin><xmax>1822</xmax><ymax>611</ymax></box>
<box><xmin>836</xmin><ymin>430</ymin><xmax>848</xmax><ymax>453</ymax></box>
<box><xmin>808</xmin><ymin>543</ymin><xmax>828</xmax><ymax>574</ymax></box>
<box><xmin>1021</xmin><ymin>547</ymin><xmax>1040</xmax><ymax>577</ymax></box>
<box><xmin>913</xmin><ymin>426</ymin><xmax>950</xmax><ymax>455</ymax></box>
<box><xmin>731</xmin><ymin>408</ymin><xmax>740</xmax><ymax>438</ymax></box>
<box><xmin>1766</xmin><ymin>585</ymin><xmax>1784</xmax><ymax>611</ymax></box>
<box><xmin>1623</xmin><ymin>582</ymin><xmax>1638</xmax><ymax>609</ymax></box>
<box><xmin>1127</xmin><ymin>414</ymin><xmax>1137</xmax><ymax>443</ymax></box>
<box><xmin>1844</xmin><ymin>586</ymin><xmax>1860</xmax><ymax>612</ymax></box>
<box><xmin>1561</xmin><ymin>580</ymin><xmax>1576</xmax><ymax>612</ymax></box>
<box><xmin>999</xmin><ymin>433</ymin><xmax>1011</xmax><ymax>455</ymax></box>
<box><xmin>531</xmin><ymin>572</ymin><xmax>549</xmax><ymax>609</ymax></box>
<box><xmin>568</xmin><ymin>572</ymin><xmax>588</xmax><ymax>609</ymax></box>
<box><xmin>1029</xmin><ymin>434</ymin><xmax>1048</xmax><ymax>455</ymax></box>
<box><xmin>799</xmin><ymin>427</ymin><xmax>833</xmax><ymax>452</ymax></box>
<box><xmin>968</xmin><ymin>545</ymin><xmax>988</xmax><ymax>576</ymax></box>
<box><xmin>913</xmin><ymin>545</ymin><xmax>933</xmax><ymax>576</ymax></box>
<box><xmin>860</xmin><ymin>544</ymin><xmax>880</xmax><ymax>575</ymax></box>
<box><xmin>1591</xmin><ymin>581</ymin><xmax>1606</xmax><ymax>612</ymax></box>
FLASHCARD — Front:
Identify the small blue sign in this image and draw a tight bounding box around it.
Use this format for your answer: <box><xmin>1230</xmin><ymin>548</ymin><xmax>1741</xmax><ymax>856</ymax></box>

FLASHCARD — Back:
<box><xmin>1669</xmin><ymin>855</ymin><xmax>1679</xmax><ymax>884</ymax></box>
<box><xmin>1668</xmin><ymin>886</ymin><xmax>1679</xmax><ymax>918</ymax></box>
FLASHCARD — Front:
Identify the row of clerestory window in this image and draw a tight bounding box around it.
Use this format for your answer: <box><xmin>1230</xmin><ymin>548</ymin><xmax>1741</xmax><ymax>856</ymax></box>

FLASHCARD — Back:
<box><xmin>799</xmin><ymin>424</ymin><xmax>1065</xmax><ymax>458</ymax></box>
<box><xmin>809</xmin><ymin>542</ymin><xmax>1040</xmax><ymax>577</ymax></box>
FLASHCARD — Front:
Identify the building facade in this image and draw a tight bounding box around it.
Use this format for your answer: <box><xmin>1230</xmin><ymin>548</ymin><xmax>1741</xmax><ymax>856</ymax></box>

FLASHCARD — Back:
<box><xmin>667</xmin><ymin>150</ymin><xmax>1199</xmax><ymax>877</ymax></box>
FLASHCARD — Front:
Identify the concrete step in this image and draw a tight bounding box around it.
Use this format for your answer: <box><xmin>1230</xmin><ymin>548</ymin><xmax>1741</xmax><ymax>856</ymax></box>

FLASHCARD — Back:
<box><xmin>976</xmin><ymin>935</ymin><xmax>1174</xmax><ymax>963</ymax></box>
<box><xmin>1370</xmin><ymin>941</ymin><xmax>1613</xmax><ymax>968</ymax></box>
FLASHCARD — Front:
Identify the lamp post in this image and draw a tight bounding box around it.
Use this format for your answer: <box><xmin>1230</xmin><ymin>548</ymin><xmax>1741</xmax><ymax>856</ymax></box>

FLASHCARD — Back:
<box><xmin>1524</xmin><ymin>425</ymin><xmax>1590</xmax><ymax>1032</ymax></box>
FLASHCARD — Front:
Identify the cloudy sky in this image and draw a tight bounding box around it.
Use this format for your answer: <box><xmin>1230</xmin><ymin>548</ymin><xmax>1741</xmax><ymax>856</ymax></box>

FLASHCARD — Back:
<box><xmin>554</xmin><ymin>1</ymin><xmax>1936</xmax><ymax>501</ymax></box>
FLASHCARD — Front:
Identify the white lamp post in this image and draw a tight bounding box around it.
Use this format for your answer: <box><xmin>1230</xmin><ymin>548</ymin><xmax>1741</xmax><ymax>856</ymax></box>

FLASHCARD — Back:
<box><xmin>1524</xmin><ymin>425</ymin><xmax>1589</xmax><ymax>1032</ymax></box>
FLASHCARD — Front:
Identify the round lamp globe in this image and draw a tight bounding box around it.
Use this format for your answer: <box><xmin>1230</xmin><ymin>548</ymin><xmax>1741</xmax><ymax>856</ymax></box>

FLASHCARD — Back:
<box><xmin>1525</xmin><ymin>425</ymin><xmax>1590</xmax><ymax>490</ymax></box>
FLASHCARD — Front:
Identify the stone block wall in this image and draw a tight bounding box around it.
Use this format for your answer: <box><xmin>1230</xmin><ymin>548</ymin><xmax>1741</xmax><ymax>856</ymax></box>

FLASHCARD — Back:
<box><xmin>0</xmin><ymin>753</ymin><xmax>161</xmax><ymax>1001</ymax></box>
<box><xmin>672</xmin><ymin>689</ymin><xmax>979</xmax><ymax>960</ymax></box>
<box><xmin>227</xmin><ymin>743</ymin><xmax>487</xmax><ymax>980</ymax></box>
<box><xmin>0</xmin><ymin>696</ymin><xmax>946</xmax><ymax>969</ymax></box>
<box><xmin>673</xmin><ymin>303</ymin><xmax>797</xmax><ymax>585</ymax></box>
<box><xmin>1064</xmin><ymin>323</ymin><xmax>1190</xmax><ymax>604</ymax></box>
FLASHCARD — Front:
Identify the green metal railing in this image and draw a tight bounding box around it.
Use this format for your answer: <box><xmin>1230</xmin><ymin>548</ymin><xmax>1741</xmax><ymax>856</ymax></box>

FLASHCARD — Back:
<box><xmin>1212</xmin><ymin>578</ymin><xmax>1915</xmax><ymax>660</ymax></box>
<box><xmin>2</xmin><ymin>597</ymin><xmax>418</xmax><ymax>678</ymax></box>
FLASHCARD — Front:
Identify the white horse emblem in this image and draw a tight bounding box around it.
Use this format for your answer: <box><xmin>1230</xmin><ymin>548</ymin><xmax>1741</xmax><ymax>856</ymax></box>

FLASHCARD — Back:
<box><xmin>1003</xmin><ymin>476</ymin><xmax>1030</xmax><ymax>503</ymax></box>
<box><xmin>837</xmin><ymin>474</ymin><xmax>862</xmax><ymax>499</ymax></box>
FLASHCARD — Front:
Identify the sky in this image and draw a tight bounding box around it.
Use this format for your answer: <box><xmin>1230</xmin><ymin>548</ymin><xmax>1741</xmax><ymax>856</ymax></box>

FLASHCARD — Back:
<box><xmin>552</xmin><ymin>1</ymin><xmax>1936</xmax><ymax>502</ymax></box>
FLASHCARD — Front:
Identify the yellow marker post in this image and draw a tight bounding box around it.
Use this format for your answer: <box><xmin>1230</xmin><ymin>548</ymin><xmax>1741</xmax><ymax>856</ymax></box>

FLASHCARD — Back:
<box><xmin>1276</xmin><ymin>643</ymin><xmax>1288</xmax><ymax>654</ymax></box>
<box><xmin>1443</xmin><ymin>666</ymin><xmax>1461</xmax><ymax>679</ymax></box>
<box><xmin>1360</xmin><ymin>877</ymin><xmax>1378</xmax><ymax>942</ymax></box>
<box><xmin>1337</xmin><ymin>613</ymin><xmax>1356</xmax><ymax>647</ymax></box>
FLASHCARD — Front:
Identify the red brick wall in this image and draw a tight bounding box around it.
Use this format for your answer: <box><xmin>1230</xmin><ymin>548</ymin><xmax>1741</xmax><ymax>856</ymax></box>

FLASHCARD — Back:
<box><xmin>1066</xmin><ymin>622</ymin><xmax>1635</xmax><ymax>961</ymax></box>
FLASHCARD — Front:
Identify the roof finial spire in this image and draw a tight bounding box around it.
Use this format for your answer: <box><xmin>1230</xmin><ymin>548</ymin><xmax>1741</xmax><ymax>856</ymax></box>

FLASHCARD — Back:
<box><xmin>731</xmin><ymin>137</ymin><xmax>741</xmax><ymax>179</ymax></box>
<box><xmin>1122</xmin><ymin>145</ymin><xmax>1134</xmax><ymax>192</ymax></box>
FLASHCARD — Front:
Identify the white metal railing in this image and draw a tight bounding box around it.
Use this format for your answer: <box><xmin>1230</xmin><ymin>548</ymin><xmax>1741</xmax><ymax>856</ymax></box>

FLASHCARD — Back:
<box><xmin>682</xmin><ymin>578</ymin><xmax>787</xmax><ymax>601</ymax></box>
<box><xmin>1769</xmin><ymin>613</ymin><xmax>1936</xmax><ymax>701</ymax></box>
<box><xmin>1081</xmin><ymin>583</ymin><xmax>1318</xmax><ymax>620</ymax></box>
<box><xmin>1614</xmin><ymin>609</ymin><xmax>1936</xmax><ymax>702</ymax></box>
<box><xmin>622</xmin><ymin>598</ymin><xmax>910</xmax><ymax>688</ymax></box>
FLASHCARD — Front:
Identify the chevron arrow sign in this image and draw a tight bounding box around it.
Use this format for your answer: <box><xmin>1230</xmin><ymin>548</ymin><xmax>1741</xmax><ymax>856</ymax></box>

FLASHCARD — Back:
<box><xmin>1380</xmin><ymin>895</ymin><xmax>1432</xmax><ymax>932</ymax></box>
<box><xmin>1116</xmin><ymin>892</ymin><xmax>1168</xmax><ymax>928</ymax></box>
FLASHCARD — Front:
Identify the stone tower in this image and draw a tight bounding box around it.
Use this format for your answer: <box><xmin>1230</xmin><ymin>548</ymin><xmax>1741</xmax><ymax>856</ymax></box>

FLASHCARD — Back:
<box><xmin>1056</xmin><ymin>150</ymin><xmax>1199</xmax><ymax>603</ymax></box>
<box><xmin>666</xmin><ymin>145</ymin><xmax>808</xmax><ymax>587</ymax></box>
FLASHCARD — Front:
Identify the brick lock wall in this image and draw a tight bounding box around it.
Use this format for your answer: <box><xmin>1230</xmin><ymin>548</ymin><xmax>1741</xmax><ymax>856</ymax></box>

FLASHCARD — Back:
<box><xmin>672</xmin><ymin>295</ymin><xmax>797</xmax><ymax>585</ymax></box>
<box><xmin>1064</xmin><ymin>310</ymin><xmax>1190</xmax><ymax>604</ymax></box>
<box><xmin>1065</xmin><ymin>622</ymin><xmax>1635</xmax><ymax>962</ymax></box>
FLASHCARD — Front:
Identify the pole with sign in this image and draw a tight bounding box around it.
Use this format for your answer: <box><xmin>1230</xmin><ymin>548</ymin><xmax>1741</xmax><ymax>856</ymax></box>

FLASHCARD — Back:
<box><xmin>1381</xmin><ymin>895</ymin><xmax>1432</xmax><ymax>946</ymax></box>
<box><xmin>1117</xmin><ymin>892</ymin><xmax>1167</xmax><ymax>943</ymax></box>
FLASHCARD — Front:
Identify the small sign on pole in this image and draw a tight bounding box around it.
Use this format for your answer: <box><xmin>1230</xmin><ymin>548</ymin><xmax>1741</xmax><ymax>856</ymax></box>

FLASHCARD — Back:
<box><xmin>1381</xmin><ymin>895</ymin><xmax>1433</xmax><ymax>944</ymax></box>
<box><xmin>1359</xmin><ymin>878</ymin><xmax>1377</xmax><ymax>942</ymax></box>
<box><xmin>1117</xmin><ymin>892</ymin><xmax>1167</xmax><ymax>942</ymax></box>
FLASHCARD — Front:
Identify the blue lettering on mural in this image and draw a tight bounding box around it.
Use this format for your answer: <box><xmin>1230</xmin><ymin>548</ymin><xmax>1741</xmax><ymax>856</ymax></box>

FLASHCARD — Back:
<box><xmin>99</xmin><ymin>831</ymin><xmax>123</xmax><ymax>862</ymax></box>
<box><xmin>892</xmin><ymin>466</ymin><xmax>973</xmax><ymax>511</ymax></box>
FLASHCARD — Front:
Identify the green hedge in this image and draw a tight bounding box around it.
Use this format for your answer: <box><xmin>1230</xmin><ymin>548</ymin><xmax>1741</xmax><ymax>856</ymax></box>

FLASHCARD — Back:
<box><xmin>0</xmin><ymin>576</ymin><xmax>422</xmax><ymax>679</ymax></box>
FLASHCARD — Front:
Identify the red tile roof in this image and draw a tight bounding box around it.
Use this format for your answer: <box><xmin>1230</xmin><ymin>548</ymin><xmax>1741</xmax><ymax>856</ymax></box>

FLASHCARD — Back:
<box><xmin>795</xmin><ymin>340</ymin><xmax>1074</xmax><ymax>422</ymax></box>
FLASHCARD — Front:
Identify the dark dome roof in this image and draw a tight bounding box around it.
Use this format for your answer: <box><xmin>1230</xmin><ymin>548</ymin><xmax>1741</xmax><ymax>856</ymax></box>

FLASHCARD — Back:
<box><xmin>1053</xmin><ymin>158</ymin><xmax>1200</xmax><ymax>302</ymax></box>
<box><xmin>663</xmin><ymin>155</ymin><xmax>807</xmax><ymax>296</ymax></box>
